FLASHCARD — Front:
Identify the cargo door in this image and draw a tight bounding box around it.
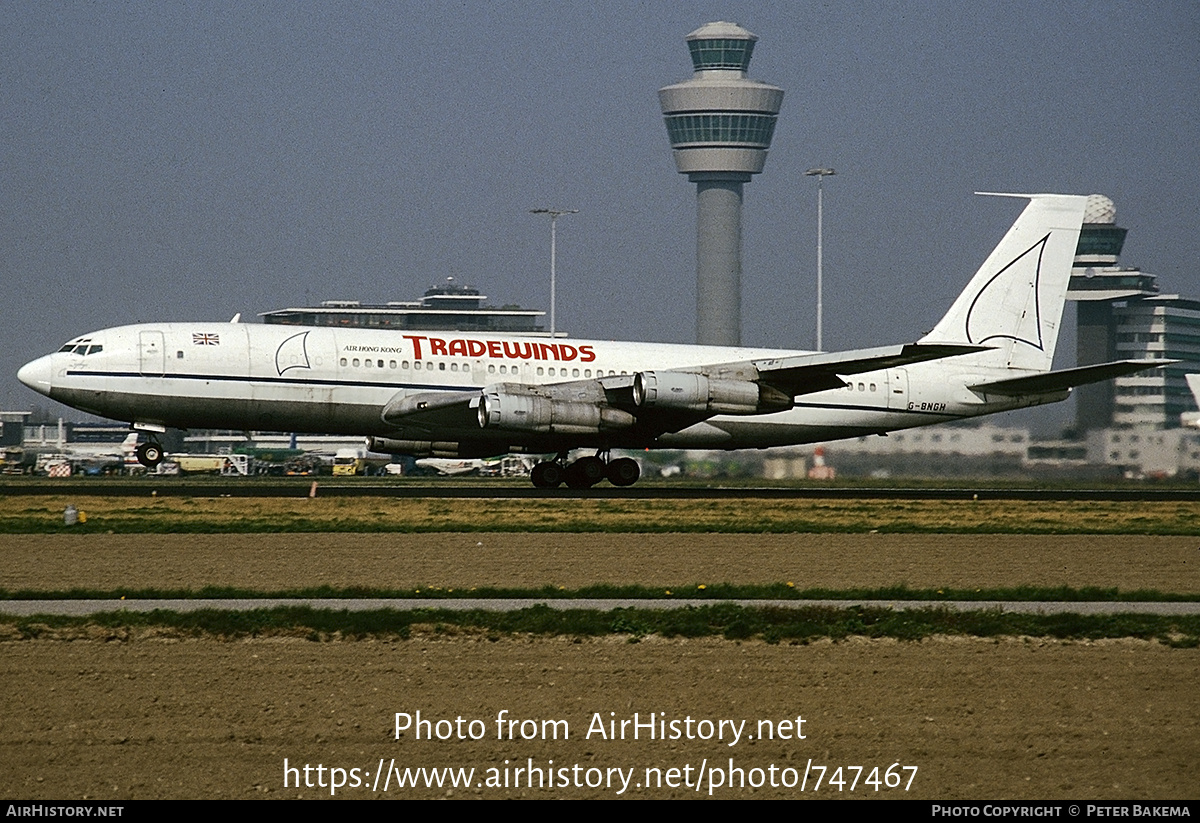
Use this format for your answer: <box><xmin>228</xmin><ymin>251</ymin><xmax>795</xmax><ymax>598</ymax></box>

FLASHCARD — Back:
<box><xmin>886</xmin><ymin>368</ymin><xmax>908</xmax><ymax>411</ymax></box>
<box><xmin>139</xmin><ymin>331</ymin><xmax>165</xmax><ymax>377</ymax></box>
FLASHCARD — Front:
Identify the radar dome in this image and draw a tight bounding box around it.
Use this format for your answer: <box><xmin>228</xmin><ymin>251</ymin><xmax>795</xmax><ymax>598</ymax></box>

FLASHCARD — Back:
<box><xmin>1083</xmin><ymin>194</ymin><xmax>1116</xmax><ymax>225</ymax></box>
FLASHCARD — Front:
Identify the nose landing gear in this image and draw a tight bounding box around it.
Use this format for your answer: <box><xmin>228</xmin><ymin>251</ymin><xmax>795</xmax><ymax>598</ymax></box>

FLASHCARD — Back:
<box><xmin>530</xmin><ymin>452</ymin><xmax>641</xmax><ymax>489</ymax></box>
<box><xmin>135</xmin><ymin>441</ymin><xmax>164</xmax><ymax>468</ymax></box>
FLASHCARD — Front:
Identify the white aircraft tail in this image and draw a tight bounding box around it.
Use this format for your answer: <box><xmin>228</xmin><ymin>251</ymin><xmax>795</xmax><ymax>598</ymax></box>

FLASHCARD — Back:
<box><xmin>920</xmin><ymin>194</ymin><xmax>1089</xmax><ymax>372</ymax></box>
<box><xmin>1186</xmin><ymin>374</ymin><xmax>1200</xmax><ymax>405</ymax></box>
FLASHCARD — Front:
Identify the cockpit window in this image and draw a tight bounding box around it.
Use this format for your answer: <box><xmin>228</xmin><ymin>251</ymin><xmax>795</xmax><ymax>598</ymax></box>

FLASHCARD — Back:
<box><xmin>59</xmin><ymin>338</ymin><xmax>101</xmax><ymax>355</ymax></box>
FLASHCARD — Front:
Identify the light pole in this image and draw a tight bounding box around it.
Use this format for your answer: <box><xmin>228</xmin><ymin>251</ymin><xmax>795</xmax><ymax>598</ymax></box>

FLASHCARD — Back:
<box><xmin>804</xmin><ymin>168</ymin><xmax>835</xmax><ymax>351</ymax></box>
<box><xmin>530</xmin><ymin>208</ymin><xmax>578</xmax><ymax>337</ymax></box>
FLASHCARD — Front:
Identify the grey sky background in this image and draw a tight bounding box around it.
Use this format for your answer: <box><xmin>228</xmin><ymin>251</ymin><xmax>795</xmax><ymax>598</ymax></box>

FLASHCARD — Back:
<box><xmin>3</xmin><ymin>1</ymin><xmax>1197</xmax><ymax>434</ymax></box>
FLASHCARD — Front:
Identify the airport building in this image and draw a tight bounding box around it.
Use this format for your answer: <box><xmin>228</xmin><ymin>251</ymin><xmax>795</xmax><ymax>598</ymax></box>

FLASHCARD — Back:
<box><xmin>659</xmin><ymin>21</ymin><xmax>784</xmax><ymax>347</ymax></box>
<box><xmin>1</xmin><ymin>412</ymin><xmax>29</xmax><ymax>449</ymax></box>
<box><xmin>259</xmin><ymin>280</ymin><xmax>549</xmax><ymax>335</ymax></box>
<box><xmin>1067</xmin><ymin>196</ymin><xmax>1200</xmax><ymax>431</ymax></box>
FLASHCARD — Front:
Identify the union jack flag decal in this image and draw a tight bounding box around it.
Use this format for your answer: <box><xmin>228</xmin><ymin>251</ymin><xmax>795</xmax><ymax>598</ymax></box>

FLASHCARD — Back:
<box><xmin>193</xmin><ymin>333</ymin><xmax>220</xmax><ymax>346</ymax></box>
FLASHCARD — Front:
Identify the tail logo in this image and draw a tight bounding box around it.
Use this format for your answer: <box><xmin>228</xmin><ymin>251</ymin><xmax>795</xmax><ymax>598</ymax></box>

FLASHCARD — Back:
<box><xmin>964</xmin><ymin>233</ymin><xmax>1049</xmax><ymax>352</ymax></box>
<box><xmin>275</xmin><ymin>331</ymin><xmax>311</xmax><ymax>375</ymax></box>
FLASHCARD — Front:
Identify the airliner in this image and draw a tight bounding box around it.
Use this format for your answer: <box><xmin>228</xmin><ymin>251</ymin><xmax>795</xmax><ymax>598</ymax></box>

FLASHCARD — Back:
<box><xmin>18</xmin><ymin>193</ymin><xmax>1163</xmax><ymax>488</ymax></box>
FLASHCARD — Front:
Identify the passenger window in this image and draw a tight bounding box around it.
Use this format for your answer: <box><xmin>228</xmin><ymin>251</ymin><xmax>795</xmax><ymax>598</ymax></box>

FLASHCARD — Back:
<box><xmin>414</xmin><ymin>361</ymin><xmax>421</xmax><ymax>370</ymax></box>
<box><xmin>439</xmin><ymin>362</ymin><xmax>446</xmax><ymax>371</ymax></box>
<box><xmin>340</xmin><ymin>357</ymin><xmax>348</xmax><ymax>367</ymax></box>
<box><xmin>572</xmin><ymin>369</ymin><xmax>580</xmax><ymax>377</ymax></box>
<box><xmin>353</xmin><ymin>358</ymin><xmax>360</xmax><ymax>367</ymax></box>
<box><xmin>378</xmin><ymin>359</ymin><xmax>384</xmax><ymax>368</ymax></box>
<box><xmin>175</xmin><ymin>350</ymin><xmax>183</xmax><ymax>359</ymax></box>
<box><xmin>389</xmin><ymin>360</ymin><xmax>397</xmax><ymax>369</ymax></box>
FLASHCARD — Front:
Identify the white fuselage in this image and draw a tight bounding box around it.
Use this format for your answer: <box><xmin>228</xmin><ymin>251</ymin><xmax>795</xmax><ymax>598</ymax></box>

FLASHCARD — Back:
<box><xmin>18</xmin><ymin>322</ymin><xmax>1061</xmax><ymax>455</ymax></box>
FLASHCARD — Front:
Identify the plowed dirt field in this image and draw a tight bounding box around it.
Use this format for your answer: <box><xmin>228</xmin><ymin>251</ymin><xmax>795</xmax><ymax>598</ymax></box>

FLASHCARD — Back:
<box><xmin>2</xmin><ymin>532</ymin><xmax>1197</xmax><ymax>800</ymax></box>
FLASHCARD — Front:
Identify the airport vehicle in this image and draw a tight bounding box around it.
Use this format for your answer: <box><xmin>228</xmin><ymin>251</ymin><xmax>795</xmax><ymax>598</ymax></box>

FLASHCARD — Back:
<box><xmin>170</xmin><ymin>453</ymin><xmax>252</xmax><ymax>476</ymax></box>
<box><xmin>18</xmin><ymin>194</ymin><xmax>1163</xmax><ymax>488</ymax></box>
<box><xmin>332</xmin><ymin>447</ymin><xmax>369</xmax><ymax>476</ymax></box>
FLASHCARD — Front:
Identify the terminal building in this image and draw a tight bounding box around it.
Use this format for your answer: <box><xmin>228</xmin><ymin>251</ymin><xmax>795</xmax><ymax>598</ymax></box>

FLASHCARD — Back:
<box><xmin>259</xmin><ymin>280</ymin><xmax>549</xmax><ymax>335</ymax></box>
<box><xmin>1067</xmin><ymin>196</ymin><xmax>1200</xmax><ymax>431</ymax></box>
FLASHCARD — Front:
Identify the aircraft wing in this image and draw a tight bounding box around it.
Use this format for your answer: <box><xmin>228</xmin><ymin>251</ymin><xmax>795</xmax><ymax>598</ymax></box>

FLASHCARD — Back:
<box><xmin>749</xmin><ymin>342</ymin><xmax>989</xmax><ymax>396</ymax></box>
<box><xmin>967</xmin><ymin>359</ymin><xmax>1170</xmax><ymax>396</ymax></box>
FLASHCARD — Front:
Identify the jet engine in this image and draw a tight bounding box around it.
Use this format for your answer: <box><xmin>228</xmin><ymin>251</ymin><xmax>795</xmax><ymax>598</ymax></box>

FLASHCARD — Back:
<box><xmin>366</xmin><ymin>438</ymin><xmax>500</xmax><ymax>459</ymax></box>
<box><xmin>633</xmin><ymin>371</ymin><xmax>792</xmax><ymax>415</ymax></box>
<box><xmin>477</xmin><ymin>388</ymin><xmax>635</xmax><ymax>435</ymax></box>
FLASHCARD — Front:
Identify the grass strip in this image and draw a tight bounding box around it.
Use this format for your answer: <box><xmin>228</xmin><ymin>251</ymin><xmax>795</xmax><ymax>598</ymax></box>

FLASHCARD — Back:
<box><xmin>5</xmin><ymin>604</ymin><xmax>1199</xmax><ymax>647</ymax></box>
<box><xmin>3</xmin><ymin>583</ymin><xmax>1198</xmax><ymax>602</ymax></box>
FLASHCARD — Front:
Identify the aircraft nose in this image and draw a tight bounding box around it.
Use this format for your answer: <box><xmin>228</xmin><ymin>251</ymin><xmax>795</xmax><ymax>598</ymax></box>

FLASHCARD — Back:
<box><xmin>17</xmin><ymin>355</ymin><xmax>54</xmax><ymax>397</ymax></box>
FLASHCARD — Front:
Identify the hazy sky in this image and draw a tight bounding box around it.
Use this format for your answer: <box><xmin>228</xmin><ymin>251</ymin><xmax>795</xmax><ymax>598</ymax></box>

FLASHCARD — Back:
<box><xmin>3</xmin><ymin>1</ymin><xmax>1197</xmax><ymax>432</ymax></box>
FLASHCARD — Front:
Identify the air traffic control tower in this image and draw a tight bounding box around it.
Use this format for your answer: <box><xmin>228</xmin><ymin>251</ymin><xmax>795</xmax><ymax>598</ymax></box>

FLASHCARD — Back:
<box><xmin>659</xmin><ymin>22</ymin><xmax>784</xmax><ymax>346</ymax></box>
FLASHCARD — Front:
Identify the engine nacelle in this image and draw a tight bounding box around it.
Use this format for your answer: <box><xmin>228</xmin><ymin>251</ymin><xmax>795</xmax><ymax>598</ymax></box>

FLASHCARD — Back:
<box><xmin>633</xmin><ymin>372</ymin><xmax>792</xmax><ymax>415</ymax></box>
<box><xmin>366</xmin><ymin>438</ymin><xmax>499</xmax><ymax>459</ymax></box>
<box><xmin>477</xmin><ymin>389</ymin><xmax>635</xmax><ymax>435</ymax></box>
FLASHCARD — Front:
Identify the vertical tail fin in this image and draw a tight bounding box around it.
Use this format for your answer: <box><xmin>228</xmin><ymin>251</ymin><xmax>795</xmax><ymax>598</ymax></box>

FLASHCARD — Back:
<box><xmin>920</xmin><ymin>193</ymin><xmax>1088</xmax><ymax>371</ymax></box>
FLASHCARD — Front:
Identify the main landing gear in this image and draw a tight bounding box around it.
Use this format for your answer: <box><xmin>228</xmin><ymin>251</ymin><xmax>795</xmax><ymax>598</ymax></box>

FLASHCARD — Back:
<box><xmin>135</xmin><ymin>440</ymin><xmax>164</xmax><ymax>468</ymax></box>
<box><xmin>530</xmin><ymin>452</ymin><xmax>641</xmax><ymax>489</ymax></box>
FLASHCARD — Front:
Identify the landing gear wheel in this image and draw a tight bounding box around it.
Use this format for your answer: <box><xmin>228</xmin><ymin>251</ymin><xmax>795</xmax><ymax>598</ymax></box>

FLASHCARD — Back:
<box><xmin>135</xmin><ymin>441</ymin><xmax>163</xmax><ymax>468</ymax></box>
<box><xmin>606</xmin><ymin>457</ymin><xmax>640</xmax><ymax>487</ymax></box>
<box><xmin>531</xmin><ymin>461</ymin><xmax>564</xmax><ymax>489</ymax></box>
<box><xmin>565</xmin><ymin>456</ymin><xmax>606</xmax><ymax>489</ymax></box>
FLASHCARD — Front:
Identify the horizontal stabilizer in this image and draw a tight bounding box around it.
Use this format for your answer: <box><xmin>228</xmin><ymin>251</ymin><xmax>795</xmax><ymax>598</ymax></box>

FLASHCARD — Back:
<box><xmin>754</xmin><ymin>343</ymin><xmax>989</xmax><ymax>396</ymax></box>
<box><xmin>968</xmin><ymin>360</ymin><xmax>1169</xmax><ymax>396</ymax></box>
